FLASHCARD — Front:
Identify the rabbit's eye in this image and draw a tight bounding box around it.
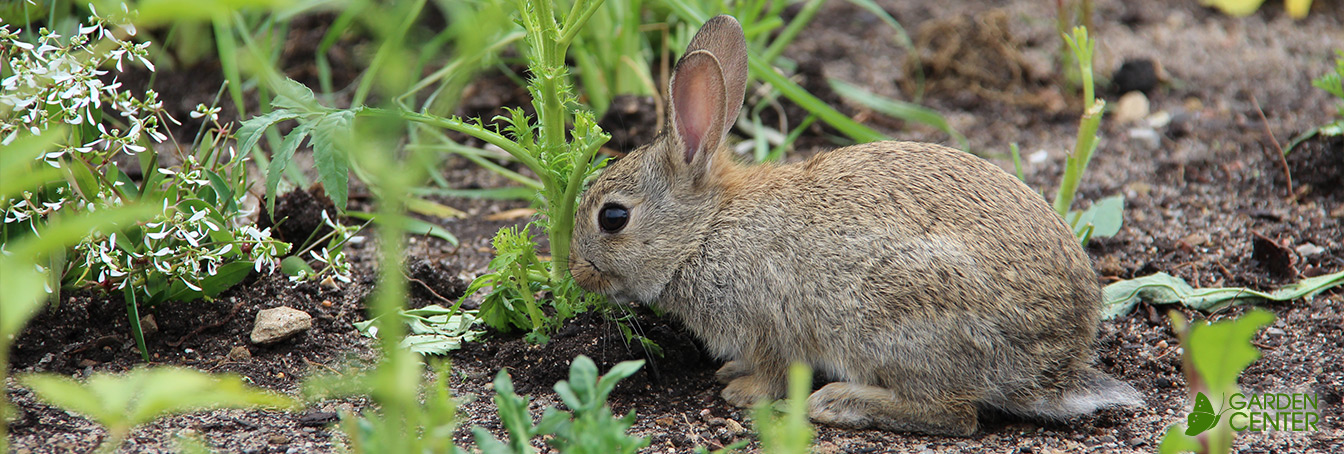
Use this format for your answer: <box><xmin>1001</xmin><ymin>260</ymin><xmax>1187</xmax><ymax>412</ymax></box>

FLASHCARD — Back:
<box><xmin>598</xmin><ymin>204</ymin><xmax>629</xmax><ymax>233</ymax></box>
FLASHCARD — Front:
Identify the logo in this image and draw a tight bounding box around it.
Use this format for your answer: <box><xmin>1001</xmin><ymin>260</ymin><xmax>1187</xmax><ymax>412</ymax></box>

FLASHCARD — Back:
<box><xmin>1184</xmin><ymin>391</ymin><xmax>1321</xmax><ymax>435</ymax></box>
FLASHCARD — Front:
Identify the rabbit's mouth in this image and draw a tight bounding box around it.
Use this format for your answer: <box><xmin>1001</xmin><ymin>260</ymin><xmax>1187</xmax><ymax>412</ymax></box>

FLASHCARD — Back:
<box><xmin>569</xmin><ymin>256</ymin><xmax>611</xmax><ymax>293</ymax></box>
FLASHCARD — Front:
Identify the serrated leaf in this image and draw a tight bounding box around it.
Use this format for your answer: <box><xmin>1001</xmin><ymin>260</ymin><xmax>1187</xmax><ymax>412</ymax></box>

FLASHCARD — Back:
<box><xmin>266</xmin><ymin>122</ymin><xmax>314</xmax><ymax>216</ymax></box>
<box><xmin>310</xmin><ymin>112</ymin><xmax>353</xmax><ymax>210</ymax></box>
<box><xmin>235</xmin><ymin>110</ymin><xmax>299</xmax><ymax>155</ymax></box>
<box><xmin>272</xmin><ymin>77</ymin><xmax>322</xmax><ymax>112</ymax></box>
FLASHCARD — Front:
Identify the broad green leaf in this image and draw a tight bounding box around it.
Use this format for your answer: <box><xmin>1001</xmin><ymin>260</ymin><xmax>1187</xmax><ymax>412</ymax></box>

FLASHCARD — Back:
<box><xmin>21</xmin><ymin>367</ymin><xmax>296</xmax><ymax>430</ymax></box>
<box><xmin>1199</xmin><ymin>0</ymin><xmax>1268</xmax><ymax>17</ymax></box>
<box><xmin>1102</xmin><ymin>271</ymin><xmax>1344</xmax><ymax>319</ymax></box>
<box><xmin>1158</xmin><ymin>424</ymin><xmax>1205</xmax><ymax>454</ymax></box>
<box><xmin>1188</xmin><ymin>309</ymin><xmax>1275</xmax><ymax>393</ymax></box>
<box><xmin>280</xmin><ymin>255</ymin><xmax>315</xmax><ymax>277</ymax></box>
<box><xmin>199</xmin><ymin>261</ymin><xmax>254</xmax><ymax>296</ymax></box>
<box><xmin>1070</xmin><ymin>195</ymin><xmax>1125</xmax><ymax>238</ymax></box>
<box><xmin>310</xmin><ymin>112</ymin><xmax>353</xmax><ymax>210</ymax></box>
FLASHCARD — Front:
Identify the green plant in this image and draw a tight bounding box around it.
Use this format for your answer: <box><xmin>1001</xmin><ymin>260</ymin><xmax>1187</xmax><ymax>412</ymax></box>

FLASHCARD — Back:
<box><xmin>1286</xmin><ymin>50</ymin><xmax>1344</xmax><ymax>152</ymax></box>
<box><xmin>20</xmin><ymin>366</ymin><xmax>297</xmax><ymax>454</ymax></box>
<box><xmin>353</xmin><ymin>304</ymin><xmax>485</xmax><ymax>355</ymax></box>
<box><xmin>1158</xmin><ymin>309</ymin><xmax>1275</xmax><ymax>454</ymax></box>
<box><xmin>0</xmin><ymin>130</ymin><xmax>159</xmax><ymax>454</ymax></box>
<box><xmin>2</xmin><ymin>13</ymin><xmax>294</xmax><ymax>360</ymax></box>
<box><xmin>1049</xmin><ymin>25</ymin><xmax>1124</xmax><ymax>244</ymax></box>
<box><xmin>475</xmin><ymin>355</ymin><xmax>649</xmax><ymax>454</ymax></box>
<box><xmin>752</xmin><ymin>363</ymin><xmax>816</xmax><ymax>454</ymax></box>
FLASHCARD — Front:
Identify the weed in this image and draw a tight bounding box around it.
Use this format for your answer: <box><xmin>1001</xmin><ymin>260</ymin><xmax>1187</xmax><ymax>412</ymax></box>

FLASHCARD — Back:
<box><xmin>1050</xmin><ymin>25</ymin><xmax>1124</xmax><ymax>244</ymax></box>
<box><xmin>1286</xmin><ymin>50</ymin><xmax>1344</xmax><ymax>152</ymax></box>
<box><xmin>753</xmin><ymin>363</ymin><xmax>816</xmax><ymax>454</ymax></box>
<box><xmin>20</xmin><ymin>366</ymin><xmax>296</xmax><ymax>454</ymax></box>
<box><xmin>1159</xmin><ymin>310</ymin><xmax>1275</xmax><ymax>454</ymax></box>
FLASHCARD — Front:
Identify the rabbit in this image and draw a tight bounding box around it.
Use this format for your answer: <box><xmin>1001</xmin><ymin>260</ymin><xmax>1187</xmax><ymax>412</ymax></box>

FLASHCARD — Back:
<box><xmin>567</xmin><ymin>15</ymin><xmax>1141</xmax><ymax>436</ymax></box>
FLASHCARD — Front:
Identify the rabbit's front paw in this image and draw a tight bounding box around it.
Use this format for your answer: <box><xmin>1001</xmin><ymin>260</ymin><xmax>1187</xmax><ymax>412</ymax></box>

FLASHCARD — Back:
<box><xmin>721</xmin><ymin>373</ymin><xmax>782</xmax><ymax>407</ymax></box>
<box><xmin>715</xmin><ymin>360</ymin><xmax>751</xmax><ymax>384</ymax></box>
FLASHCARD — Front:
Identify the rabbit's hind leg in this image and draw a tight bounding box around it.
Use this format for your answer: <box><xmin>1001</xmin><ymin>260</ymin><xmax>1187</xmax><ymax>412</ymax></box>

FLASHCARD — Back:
<box><xmin>807</xmin><ymin>382</ymin><xmax>978</xmax><ymax>436</ymax></box>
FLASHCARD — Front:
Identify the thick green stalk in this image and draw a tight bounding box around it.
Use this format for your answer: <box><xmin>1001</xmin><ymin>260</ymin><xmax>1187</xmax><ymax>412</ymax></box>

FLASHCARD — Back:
<box><xmin>1052</xmin><ymin>26</ymin><xmax>1104</xmax><ymax>218</ymax></box>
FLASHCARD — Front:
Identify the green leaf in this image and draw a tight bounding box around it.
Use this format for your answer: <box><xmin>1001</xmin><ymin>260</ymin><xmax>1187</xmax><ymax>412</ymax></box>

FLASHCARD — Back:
<box><xmin>266</xmin><ymin>122</ymin><xmax>314</xmax><ymax>216</ymax></box>
<box><xmin>1158</xmin><ymin>424</ymin><xmax>1205</xmax><ymax>454</ymax></box>
<box><xmin>346</xmin><ymin>211</ymin><xmax>458</xmax><ymax>245</ymax></box>
<box><xmin>235</xmin><ymin>109</ymin><xmax>299</xmax><ymax>155</ymax></box>
<box><xmin>0</xmin><ymin>129</ymin><xmax>64</xmax><ymax>201</ymax></box>
<box><xmin>1102</xmin><ymin>271</ymin><xmax>1344</xmax><ymax>319</ymax></box>
<box><xmin>1069</xmin><ymin>195</ymin><xmax>1125</xmax><ymax>239</ymax></box>
<box><xmin>281</xmin><ymin>255</ymin><xmax>315</xmax><ymax>277</ymax></box>
<box><xmin>1188</xmin><ymin>309</ymin><xmax>1275</xmax><ymax>393</ymax></box>
<box><xmin>20</xmin><ymin>367</ymin><xmax>297</xmax><ymax>441</ymax></box>
<box><xmin>272</xmin><ymin>77</ymin><xmax>323</xmax><ymax>112</ymax></box>
<box><xmin>199</xmin><ymin>261</ymin><xmax>254</xmax><ymax>297</ymax></box>
<box><xmin>310</xmin><ymin>112</ymin><xmax>353</xmax><ymax>210</ymax></box>
<box><xmin>203</xmin><ymin>169</ymin><xmax>238</xmax><ymax>214</ymax></box>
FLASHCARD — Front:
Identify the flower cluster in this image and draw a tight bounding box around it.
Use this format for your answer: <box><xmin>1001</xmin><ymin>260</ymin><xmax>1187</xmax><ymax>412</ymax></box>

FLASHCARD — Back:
<box><xmin>1</xmin><ymin>4</ymin><xmax>169</xmax><ymax>161</ymax></box>
<box><xmin>2</xmin><ymin>8</ymin><xmax>296</xmax><ymax>303</ymax></box>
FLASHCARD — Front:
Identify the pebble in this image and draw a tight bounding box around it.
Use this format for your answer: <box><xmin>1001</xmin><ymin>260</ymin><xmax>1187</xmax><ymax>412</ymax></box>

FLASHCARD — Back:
<box><xmin>227</xmin><ymin>346</ymin><xmax>252</xmax><ymax>361</ymax></box>
<box><xmin>1296</xmin><ymin>243</ymin><xmax>1324</xmax><ymax>256</ymax></box>
<box><xmin>1113</xmin><ymin>91</ymin><xmax>1151</xmax><ymax>125</ymax></box>
<box><xmin>1113</xmin><ymin>58</ymin><xmax>1160</xmax><ymax>94</ymax></box>
<box><xmin>1128</xmin><ymin>127</ymin><xmax>1161</xmax><ymax>151</ymax></box>
<box><xmin>723</xmin><ymin>418</ymin><xmax>746</xmax><ymax>435</ymax></box>
<box><xmin>250</xmin><ymin>307</ymin><xmax>313</xmax><ymax>344</ymax></box>
<box><xmin>1266</xmin><ymin>327</ymin><xmax>1286</xmax><ymax>336</ymax></box>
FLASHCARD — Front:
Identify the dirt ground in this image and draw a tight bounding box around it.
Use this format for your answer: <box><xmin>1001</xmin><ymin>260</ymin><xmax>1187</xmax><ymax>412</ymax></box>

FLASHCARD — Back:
<box><xmin>6</xmin><ymin>0</ymin><xmax>1344</xmax><ymax>452</ymax></box>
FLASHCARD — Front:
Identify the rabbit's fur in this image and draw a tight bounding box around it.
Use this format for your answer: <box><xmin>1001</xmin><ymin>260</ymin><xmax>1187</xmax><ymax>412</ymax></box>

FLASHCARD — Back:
<box><xmin>568</xmin><ymin>15</ymin><xmax>1140</xmax><ymax>436</ymax></box>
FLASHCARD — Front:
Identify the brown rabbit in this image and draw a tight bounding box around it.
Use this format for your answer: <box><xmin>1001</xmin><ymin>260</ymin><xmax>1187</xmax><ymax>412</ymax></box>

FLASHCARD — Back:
<box><xmin>568</xmin><ymin>15</ymin><xmax>1140</xmax><ymax>436</ymax></box>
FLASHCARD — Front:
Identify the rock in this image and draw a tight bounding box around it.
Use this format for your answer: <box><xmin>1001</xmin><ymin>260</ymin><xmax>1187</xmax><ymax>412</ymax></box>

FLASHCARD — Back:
<box><xmin>1296</xmin><ymin>243</ymin><xmax>1324</xmax><ymax>256</ymax></box>
<box><xmin>250</xmin><ymin>307</ymin><xmax>313</xmax><ymax>344</ymax></box>
<box><xmin>1114</xmin><ymin>91</ymin><xmax>1151</xmax><ymax>125</ymax></box>
<box><xmin>1128</xmin><ymin>127</ymin><xmax>1161</xmax><ymax>151</ymax></box>
<box><xmin>139</xmin><ymin>314</ymin><xmax>158</xmax><ymax>336</ymax></box>
<box><xmin>722</xmin><ymin>418</ymin><xmax>746</xmax><ymax>435</ymax></box>
<box><xmin>227</xmin><ymin>346</ymin><xmax>252</xmax><ymax>361</ymax></box>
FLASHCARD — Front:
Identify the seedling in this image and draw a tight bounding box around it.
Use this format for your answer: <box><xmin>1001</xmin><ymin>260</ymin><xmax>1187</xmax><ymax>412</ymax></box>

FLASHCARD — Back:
<box><xmin>20</xmin><ymin>366</ymin><xmax>297</xmax><ymax>454</ymax></box>
<box><xmin>1051</xmin><ymin>26</ymin><xmax>1124</xmax><ymax>244</ymax></box>
<box><xmin>1286</xmin><ymin>50</ymin><xmax>1343</xmax><ymax>153</ymax></box>
<box><xmin>1159</xmin><ymin>309</ymin><xmax>1275</xmax><ymax>454</ymax></box>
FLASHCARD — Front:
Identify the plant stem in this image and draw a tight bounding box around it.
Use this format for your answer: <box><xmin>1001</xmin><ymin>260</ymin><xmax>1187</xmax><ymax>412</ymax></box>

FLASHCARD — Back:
<box><xmin>1052</xmin><ymin>26</ymin><xmax>1104</xmax><ymax>217</ymax></box>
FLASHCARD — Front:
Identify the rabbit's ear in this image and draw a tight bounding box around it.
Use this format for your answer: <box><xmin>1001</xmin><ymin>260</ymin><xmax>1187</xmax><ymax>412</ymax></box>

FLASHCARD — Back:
<box><xmin>669</xmin><ymin>49</ymin><xmax>727</xmax><ymax>167</ymax></box>
<box><xmin>685</xmin><ymin>15</ymin><xmax>748</xmax><ymax>139</ymax></box>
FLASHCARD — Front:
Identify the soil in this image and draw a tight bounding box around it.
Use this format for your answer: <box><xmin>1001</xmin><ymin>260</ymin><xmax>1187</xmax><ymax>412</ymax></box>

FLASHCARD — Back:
<box><xmin>6</xmin><ymin>0</ymin><xmax>1344</xmax><ymax>453</ymax></box>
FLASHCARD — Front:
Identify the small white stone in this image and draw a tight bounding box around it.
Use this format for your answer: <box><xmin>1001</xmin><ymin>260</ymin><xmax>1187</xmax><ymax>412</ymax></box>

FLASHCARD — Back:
<box><xmin>250</xmin><ymin>306</ymin><xmax>313</xmax><ymax>344</ymax></box>
<box><xmin>1113</xmin><ymin>91</ymin><xmax>1150</xmax><ymax>125</ymax></box>
<box><xmin>1296</xmin><ymin>243</ymin><xmax>1324</xmax><ymax>256</ymax></box>
<box><xmin>1128</xmin><ymin>127</ymin><xmax>1161</xmax><ymax>151</ymax></box>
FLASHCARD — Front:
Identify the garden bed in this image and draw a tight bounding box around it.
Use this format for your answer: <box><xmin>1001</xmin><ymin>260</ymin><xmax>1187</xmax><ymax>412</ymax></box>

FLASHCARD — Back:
<box><xmin>6</xmin><ymin>0</ymin><xmax>1343</xmax><ymax>452</ymax></box>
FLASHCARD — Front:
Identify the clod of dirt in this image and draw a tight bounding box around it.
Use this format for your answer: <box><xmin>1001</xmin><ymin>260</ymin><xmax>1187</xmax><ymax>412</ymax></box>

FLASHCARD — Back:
<box><xmin>1112</xmin><ymin>58</ymin><xmax>1161</xmax><ymax>94</ymax></box>
<box><xmin>258</xmin><ymin>184</ymin><xmax>339</xmax><ymax>248</ymax></box>
<box><xmin>250</xmin><ymin>306</ymin><xmax>314</xmax><ymax>344</ymax></box>
<box><xmin>599</xmin><ymin>95</ymin><xmax>661</xmax><ymax>153</ymax></box>
<box><xmin>407</xmin><ymin>258</ymin><xmax>468</xmax><ymax>308</ymax></box>
<box><xmin>1251</xmin><ymin>231</ymin><xmax>1298</xmax><ymax>279</ymax></box>
<box><xmin>1285</xmin><ymin>134</ymin><xmax>1344</xmax><ymax>201</ymax></box>
<box><xmin>903</xmin><ymin>9</ymin><xmax>1060</xmax><ymax>111</ymax></box>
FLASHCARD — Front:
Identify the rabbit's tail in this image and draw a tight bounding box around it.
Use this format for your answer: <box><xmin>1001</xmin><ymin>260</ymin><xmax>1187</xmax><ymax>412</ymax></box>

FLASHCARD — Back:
<box><xmin>1019</xmin><ymin>366</ymin><xmax>1143</xmax><ymax>419</ymax></box>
